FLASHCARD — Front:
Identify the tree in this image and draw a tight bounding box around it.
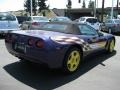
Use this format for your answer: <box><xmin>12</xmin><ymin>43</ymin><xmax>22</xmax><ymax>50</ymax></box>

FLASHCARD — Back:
<box><xmin>24</xmin><ymin>0</ymin><xmax>31</xmax><ymax>15</ymax></box>
<box><xmin>88</xmin><ymin>0</ymin><xmax>94</xmax><ymax>8</ymax></box>
<box><xmin>24</xmin><ymin>0</ymin><xmax>37</xmax><ymax>15</ymax></box>
<box><xmin>78</xmin><ymin>0</ymin><xmax>81</xmax><ymax>3</ymax></box>
<box><xmin>32</xmin><ymin>0</ymin><xmax>37</xmax><ymax>15</ymax></box>
<box><xmin>38</xmin><ymin>0</ymin><xmax>49</xmax><ymax>16</ymax></box>
<box><xmin>82</xmin><ymin>0</ymin><xmax>86</xmax><ymax>8</ymax></box>
<box><xmin>66</xmin><ymin>0</ymin><xmax>72</xmax><ymax>9</ymax></box>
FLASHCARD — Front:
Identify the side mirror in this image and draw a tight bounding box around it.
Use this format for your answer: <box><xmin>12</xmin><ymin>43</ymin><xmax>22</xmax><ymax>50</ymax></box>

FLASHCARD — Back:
<box><xmin>98</xmin><ymin>32</ymin><xmax>104</xmax><ymax>37</ymax></box>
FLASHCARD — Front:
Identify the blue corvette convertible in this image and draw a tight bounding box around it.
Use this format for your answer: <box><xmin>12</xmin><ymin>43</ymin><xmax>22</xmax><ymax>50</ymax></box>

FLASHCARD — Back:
<box><xmin>5</xmin><ymin>22</ymin><xmax>115</xmax><ymax>73</ymax></box>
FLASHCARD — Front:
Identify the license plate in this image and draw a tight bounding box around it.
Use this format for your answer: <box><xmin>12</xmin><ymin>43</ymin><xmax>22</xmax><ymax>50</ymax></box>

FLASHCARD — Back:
<box><xmin>14</xmin><ymin>43</ymin><xmax>26</xmax><ymax>53</ymax></box>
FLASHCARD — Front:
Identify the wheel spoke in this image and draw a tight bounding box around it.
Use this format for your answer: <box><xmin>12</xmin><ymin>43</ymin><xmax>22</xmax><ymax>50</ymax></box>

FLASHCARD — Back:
<box><xmin>67</xmin><ymin>50</ymin><xmax>81</xmax><ymax>72</ymax></box>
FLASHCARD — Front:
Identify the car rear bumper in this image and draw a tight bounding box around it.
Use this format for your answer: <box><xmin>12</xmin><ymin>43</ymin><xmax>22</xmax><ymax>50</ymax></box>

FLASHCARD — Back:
<box><xmin>5</xmin><ymin>42</ymin><xmax>67</xmax><ymax>69</ymax></box>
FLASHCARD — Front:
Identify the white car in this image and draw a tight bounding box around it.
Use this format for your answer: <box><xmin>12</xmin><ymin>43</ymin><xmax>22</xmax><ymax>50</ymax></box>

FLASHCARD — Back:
<box><xmin>0</xmin><ymin>12</ymin><xmax>19</xmax><ymax>36</ymax></box>
<box><xmin>77</xmin><ymin>17</ymin><xmax>100</xmax><ymax>31</ymax></box>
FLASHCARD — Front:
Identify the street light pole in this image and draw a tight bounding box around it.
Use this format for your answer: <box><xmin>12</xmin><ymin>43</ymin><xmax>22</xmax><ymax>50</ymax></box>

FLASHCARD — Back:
<box><xmin>94</xmin><ymin>0</ymin><xmax>96</xmax><ymax>17</ymax></box>
<box><xmin>111</xmin><ymin>0</ymin><xmax>114</xmax><ymax>19</ymax></box>
<box><xmin>117</xmin><ymin>0</ymin><xmax>119</xmax><ymax>16</ymax></box>
<box><xmin>101</xmin><ymin>0</ymin><xmax>105</xmax><ymax>22</ymax></box>
<box><xmin>30</xmin><ymin>0</ymin><xmax>33</xmax><ymax>17</ymax></box>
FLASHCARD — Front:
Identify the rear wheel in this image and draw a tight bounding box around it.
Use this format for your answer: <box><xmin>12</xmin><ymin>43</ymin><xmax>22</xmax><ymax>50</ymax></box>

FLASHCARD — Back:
<box><xmin>106</xmin><ymin>39</ymin><xmax>115</xmax><ymax>53</ymax></box>
<box><xmin>62</xmin><ymin>47</ymin><xmax>82</xmax><ymax>73</ymax></box>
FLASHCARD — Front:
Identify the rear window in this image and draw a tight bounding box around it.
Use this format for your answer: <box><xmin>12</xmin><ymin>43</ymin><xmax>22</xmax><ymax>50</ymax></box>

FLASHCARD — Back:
<box><xmin>41</xmin><ymin>23</ymin><xmax>67</xmax><ymax>31</ymax></box>
<box><xmin>51</xmin><ymin>17</ymin><xmax>71</xmax><ymax>22</ymax></box>
<box><xmin>0</xmin><ymin>13</ymin><xmax>16</xmax><ymax>21</ymax></box>
<box><xmin>114</xmin><ymin>20</ymin><xmax>120</xmax><ymax>24</ymax></box>
<box><xmin>86</xmin><ymin>18</ymin><xmax>98</xmax><ymax>23</ymax></box>
<box><xmin>32</xmin><ymin>17</ymin><xmax>48</xmax><ymax>21</ymax></box>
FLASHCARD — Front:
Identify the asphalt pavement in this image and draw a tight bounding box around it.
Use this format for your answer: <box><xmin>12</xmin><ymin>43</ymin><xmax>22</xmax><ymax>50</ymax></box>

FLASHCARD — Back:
<box><xmin>0</xmin><ymin>36</ymin><xmax>120</xmax><ymax>90</ymax></box>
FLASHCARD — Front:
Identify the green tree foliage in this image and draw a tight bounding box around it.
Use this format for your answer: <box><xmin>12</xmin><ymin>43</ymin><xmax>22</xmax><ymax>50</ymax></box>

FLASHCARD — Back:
<box><xmin>88</xmin><ymin>0</ymin><xmax>94</xmax><ymax>8</ymax></box>
<box><xmin>66</xmin><ymin>0</ymin><xmax>72</xmax><ymax>9</ymax></box>
<box><xmin>82</xmin><ymin>0</ymin><xmax>86</xmax><ymax>8</ymax></box>
<box><xmin>38</xmin><ymin>0</ymin><xmax>49</xmax><ymax>16</ymax></box>
<box><xmin>78</xmin><ymin>0</ymin><xmax>81</xmax><ymax>3</ymax></box>
<box><xmin>32</xmin><ymin>0</ymin><xmax>37</xmax><ymax>15</ymax></box>
<box><xmin>24</xmin><ymin>0</ymin><xmax>37</xmax><ymax>15</ymax></box>
<box><xmin>24</xmin><ymin>0</ymin><xmax>31</xmax><ymax>14</ymax></box>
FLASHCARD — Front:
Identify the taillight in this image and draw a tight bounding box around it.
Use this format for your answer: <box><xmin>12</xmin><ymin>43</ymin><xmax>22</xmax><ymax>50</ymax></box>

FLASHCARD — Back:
<box><xmin>28</xmin><ymin>38</ymin><xmax>34</xmax><ymax>46</ymax></box>
<box><xmin>32</xmin><ymin>22</ymin><xmax>39</xmax><ymax>26</ymax></box>
<box><xmin>113</xmin><ymin>24</ymin><xmax>118</xmax><ymax>27</ymax></box>
<box><xmin>35</xmin><ymin>39</ymin><xmax>44</xmax><ymax>48</ymax></box>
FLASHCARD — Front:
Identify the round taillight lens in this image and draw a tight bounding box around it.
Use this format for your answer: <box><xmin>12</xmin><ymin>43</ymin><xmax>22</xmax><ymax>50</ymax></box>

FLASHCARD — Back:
<box><xmin>32</xmin><ymin>22</ymin><xmax>39</xmax><ymax>26</ymax></box>
<box><xmin>28</xmin><ymin>38</ymin><xmax>34</xmax><ymax>46</ymax></box>
<box><xmin>36</xmin><ymin>39</ymin><xmax>44</xmax><ymax>48</ymax></box>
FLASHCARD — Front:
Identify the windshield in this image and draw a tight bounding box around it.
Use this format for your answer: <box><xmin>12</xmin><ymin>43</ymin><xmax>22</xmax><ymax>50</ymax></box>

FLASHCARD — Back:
<box><xmin>86</xmin><ymin>18</ymin><xmax>98</xmax><ymax>23</ymax></box>
<box><xmin>0</xmin><ymin>12</ymin><xmax>16</xmax><ymax>21</ymax></box>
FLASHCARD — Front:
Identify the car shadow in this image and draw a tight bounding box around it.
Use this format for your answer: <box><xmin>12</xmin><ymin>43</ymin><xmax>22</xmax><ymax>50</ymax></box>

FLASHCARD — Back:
<box><xmin>3</xmin><ymin>50</ymin><xmax>116</xmax><ymax>90</ymax></box>
<box><xmin>0</xmin><ymin>36</ymin><xmax>5</xmax><ymax>39</ymax></box>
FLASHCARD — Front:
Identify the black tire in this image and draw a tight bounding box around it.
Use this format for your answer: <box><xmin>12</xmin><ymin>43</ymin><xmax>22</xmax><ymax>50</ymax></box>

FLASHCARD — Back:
<box><xmin>62</xmin><ymin>47</ymin><xmax>82</xmax><ymax>74</ymax></box>
<box><xmin>106</xmin><ymin>39</ymin><xmax>115</xmax><ymax>53</ymax></box>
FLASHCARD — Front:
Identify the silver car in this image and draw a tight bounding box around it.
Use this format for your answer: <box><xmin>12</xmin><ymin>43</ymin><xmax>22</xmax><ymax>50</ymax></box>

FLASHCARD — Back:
<box><xmin>21</xmin><ymin>16</ymin><xmax>49</xmax><ymax>30</ymax></box>
<box><xmin>101</xmin><ymin>19</ymin><xmax>120</xmax><ymax>33</ymax></box>
<box><xmin>0</xmin><ymin>12</ymin><xmax>19</xmax><ymax>36</ymax></box>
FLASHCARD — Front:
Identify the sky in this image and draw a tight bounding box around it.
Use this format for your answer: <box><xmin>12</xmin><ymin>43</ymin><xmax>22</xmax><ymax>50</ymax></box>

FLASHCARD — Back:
<box><xmin>0</xmin><ymin>0</ymin><xmax>119</xmax><ymax>12</ymax></box>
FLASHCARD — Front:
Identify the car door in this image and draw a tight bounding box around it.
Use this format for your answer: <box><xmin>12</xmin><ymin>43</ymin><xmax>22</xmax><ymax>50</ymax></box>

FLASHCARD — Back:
<box><xmin>79</xmin><ymin>24</ymin><xmax>107</xmax><ymax>50</ymax></box>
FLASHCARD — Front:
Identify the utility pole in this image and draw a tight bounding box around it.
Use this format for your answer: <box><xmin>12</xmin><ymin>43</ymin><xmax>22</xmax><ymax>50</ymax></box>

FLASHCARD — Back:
<box><xmin>101</xmin><ymin>0</ymin><xmax>105</xmax><ymax>22</ymax></box>
<box><xmin>94</xmin><ymin>0</ymin><xmax>96</xmax><ymax>17</ymax></box>
<box><xmin>117</xmin><ymin>0</ymin><xmax>119</xmax><ymax>16</ymax></box>
<box><xmin>30</xmin><ymin>0</ymin><xmax>33</xmax><ymax>17</ymax></box>
<box><xmin>96</xmin><ymin>0</ymin><xmax>98</xmax><ymax>8</ymax></box>
<box><xmin>111</xmin><ymin>0</ymin><xmax>114</xmax><ymax>19</ymax></box>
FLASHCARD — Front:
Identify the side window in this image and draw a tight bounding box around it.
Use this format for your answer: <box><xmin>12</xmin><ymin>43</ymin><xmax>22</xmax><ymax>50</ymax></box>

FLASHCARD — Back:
<box><xmin>7</xmin><ymin>15</ymin><xmax>16</xmax><ymax>21</ymax></box>
<box><xmin>0</xmin><ymin>13</ymin><xmax>16</xmax><ymax>21</ymax></box>
<box><xmin>78</xmin><ymin>25</ymin><xmax>98</xmax><ymax>35</ymax></box>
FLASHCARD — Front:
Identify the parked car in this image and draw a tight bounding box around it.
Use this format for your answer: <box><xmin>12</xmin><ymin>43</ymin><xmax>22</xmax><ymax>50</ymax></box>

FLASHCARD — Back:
<box><xmin>49</xmin><ymin>16</ymin><xmax>72</xmax><ymax>22</ymax></box>
<box><xmin>76</xmin><ymin>16</ymin><xmax>100</xmax><ymax>31</ymax></box>
<box><xmin>0</xmin><ymin>12</ymin><xmax>19</xmax><ymax>36</ymax></box>
<box><xmin>101</xmin><ymin>19</ymin><xmax>120</xmax><ymax>33</ymax></box>
<box><xmin>21</xmin><ymin>16</ymin><xmax>49</xmax><ymax>30</ymax></box>
<box><xmin>16</xmin><ymin>16</ymin><xmax>29</xmax><ymax>24</ymax></box>
<box><xmin>5</xmin><ymin>22</ymin><xmax>115</xmax><ymax>73</ymax></box>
